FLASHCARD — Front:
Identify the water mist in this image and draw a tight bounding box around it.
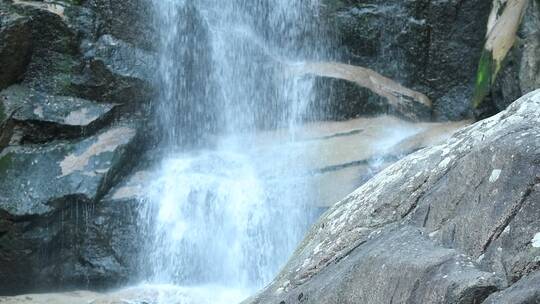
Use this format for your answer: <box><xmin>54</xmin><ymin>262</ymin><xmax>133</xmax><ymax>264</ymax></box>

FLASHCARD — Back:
<box><xmin>137</xmin><ymin>0</ymin><xmax>327</xmax><ymax>302</ymax></box>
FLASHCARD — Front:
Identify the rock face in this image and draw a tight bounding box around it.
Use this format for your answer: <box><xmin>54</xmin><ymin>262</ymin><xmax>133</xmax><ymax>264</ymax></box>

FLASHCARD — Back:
<box><xmin>0</xmin><ymin>123</ymin><xmax>144</xmax><ymax>293</ymax></box>
<box><xmin>247</xmin><ymin>91</ymin><xmax>540</xmax><ymax>304</ymax></box>
<box><xmin>0</xmin><ymin>0</ymin><xmax>538</xmax><ymax>299</ymax></box>
<box><xmin>0</xmin><ymin>4</ymin><xmax>32</xmax><ymax>90</ymax></box>
<box><xmin>0</xmin><ymin>0</ymin><xmax>154</xmax><ymax>295</ymax></box>
<box><xmin>484</xmin><ymin>272</ymin><xmax>540</xmax><ymax>304</ymax></box>
<box><xmin>321</xmin><ymin>0</ymin><xmax>493</xmax><ymax>121</ymax></box>
<box><xmin>0</xmin><ymin>85</ymin><xmax>116</xmax><ymax>143</ymax></box>
<box><xmin>295</xmin><ymin>62</ymin><xmax>432</xmax><ymax>121</ymax></box>
<box><xmin>84</xmin><ymin>0</ymin><xmax>156</xmax><ymax>50</ymax></box>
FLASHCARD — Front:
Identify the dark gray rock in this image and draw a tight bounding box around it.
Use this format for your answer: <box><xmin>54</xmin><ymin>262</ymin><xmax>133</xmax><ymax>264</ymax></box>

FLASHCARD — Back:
<box><xmin>0</xmin><ymin>85</ymin><xmax>116</xmax><ymax>144</ymax></box>
<box><xmin>0</xmin><ymin>0</ymin><xmax>153</xmax><ymax>296</ymax></box>
<box><xmin>247</xmin><ymin>90</ymin><xmax>540</xmax><ymax>304</ymax></box>
<box><xmin>8</xmin><ymin>2</ymin><xmax>80</xmax><ymax>96</ymax></box>
<box><xmin>311</xmin><ymin>76</ymin><xmax>389</xmax><ymax>121</ymax></box>
<box><xmin>83</xmin><ymin>0</ymin><xmax>156</xmax><ymax>51</ymax></box>
<box><xmin>84</xmin><ymin>35</ymin><xmax>155</xmax><ymax>83</ymax></box>
<box><xmin>0</xmin><ymin>7</ymin><xmax>32</xmax><ymax>90</ymax></box>
<box><xmin>0</xmin><ymin>125</ymin><xmax>141</xmax><ymax>294</ymax></box>
<box><xmin>0</xmin><ymin>125</ymin><xmax>137</xmax><ymax>217</ymax></box>
<box><xmin>252</xmin><ymin>226</ymin><xmax>500</xmax><ymax>304</ymax></box>
<box><xmin>321</xmin><ymin>0</ymin><xmax>492</xmax><ymax>120</ymax></box>
<box><xmin>0</xmin><ymin>194</ymin><xmax>142</xmax><ymax>295</ymax></box>
<box><xmin>483</xmin><ymin>272</ymin><xmax>540</xmax><ymax>304</ymax></box>
<box><xmin>3</xmin><ymin>2</ymin><xmax>155</xmax><ymax>108</ymax></box>
<box><xmin>72</xmin><ymin>34</ymin><xmax>156</xmax><ymax>107</ymax></box>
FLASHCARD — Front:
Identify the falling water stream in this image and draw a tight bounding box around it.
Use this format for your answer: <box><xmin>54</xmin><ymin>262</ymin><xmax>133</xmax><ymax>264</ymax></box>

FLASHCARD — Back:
<box><xmin>137</xmin><ymin>0</ymin><xmax>326</xmax><ymax>303</ymax></box>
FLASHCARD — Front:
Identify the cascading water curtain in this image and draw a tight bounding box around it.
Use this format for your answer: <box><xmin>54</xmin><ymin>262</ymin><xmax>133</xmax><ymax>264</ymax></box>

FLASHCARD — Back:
<box><xmin>139</xmin><ymin>0</ymin><xmax>330</xmax><ymax>301</ymax></box>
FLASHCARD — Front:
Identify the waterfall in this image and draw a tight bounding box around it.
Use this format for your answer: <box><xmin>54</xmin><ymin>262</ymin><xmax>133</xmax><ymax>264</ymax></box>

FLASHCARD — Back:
<box><xmin>138</xmin><ymin>0</ymin><xmax>327</xmax><ymax>302</ymax></box>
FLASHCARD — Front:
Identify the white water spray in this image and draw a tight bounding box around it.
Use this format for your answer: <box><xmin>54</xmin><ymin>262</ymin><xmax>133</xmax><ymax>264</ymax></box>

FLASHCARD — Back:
<box><xmin>138</xmin><ymin>0</ymin><xmax>326</xmax><ymax>302</ymax></box>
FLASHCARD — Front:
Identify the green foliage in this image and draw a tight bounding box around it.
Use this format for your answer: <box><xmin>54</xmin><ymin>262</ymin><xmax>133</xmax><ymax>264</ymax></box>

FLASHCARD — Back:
<box><xmin>472</xmin><ymin>49</ymin><xmax>495</xmax><ymax>108</ymax></box>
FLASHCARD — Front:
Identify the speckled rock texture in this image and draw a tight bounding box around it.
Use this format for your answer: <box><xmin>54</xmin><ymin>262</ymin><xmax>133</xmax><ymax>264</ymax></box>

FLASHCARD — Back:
<box><xmin>247</xmin><ymin>90</ymin><xmax>540</xmax><ymax>304</ymax></box>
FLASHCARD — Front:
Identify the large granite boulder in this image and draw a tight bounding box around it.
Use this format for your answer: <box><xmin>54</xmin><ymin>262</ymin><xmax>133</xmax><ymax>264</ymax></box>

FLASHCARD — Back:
<box><xmin>247</xmin><ymin>90</ymin><xmax>540</xmax><ymax>304</ymax></box>
<box><xmin>483</xmin><ymin>272</ymin><xmax>540</xmax><ymax>304</ymax></box>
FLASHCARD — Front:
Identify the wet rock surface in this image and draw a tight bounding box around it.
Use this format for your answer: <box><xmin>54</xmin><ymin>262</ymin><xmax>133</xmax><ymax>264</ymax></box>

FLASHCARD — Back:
<box><xmin>247</xmin><ymin>91</ymin><xmax>540</xmax><ymax>304</ymax></box>
<box><xmin>0</xmin><ymin>5</ymin><xmax>31</xmax><ymax>90</ymax></box>
<box><xmin>0</xmin><ymin>85</ymin><xmax>116</xmax><ymax>143</ymax></box>
<box><xmin>320</xmin><ymin>0</ymin><xmax>493</xmax><ymax>120</ymax></box>
<box><xmin>0</xmin><ymin>126</ymin><xmax>140</xmax><ymax>293</ymax></box>
<box><xmin>0</xmin><ymin>0</ymin><xmax>539</xmax><ymax>300</ymax></box>
<box><xmin>0</xmin><ymin>0</ymin><xmax>153</xmax><ymax>295</ymax></box>
<box><xmin>296</xmin><ymin>62</ymin><xmax>432</xmax><ymax>121</ymax></box>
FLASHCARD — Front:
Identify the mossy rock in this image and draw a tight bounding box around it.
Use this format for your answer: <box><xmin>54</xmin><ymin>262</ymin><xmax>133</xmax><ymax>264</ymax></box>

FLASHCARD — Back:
<box><xmin>472</xmin><ymin>49</ymin><xmax>496</xmax><ymax>108</ymax></box>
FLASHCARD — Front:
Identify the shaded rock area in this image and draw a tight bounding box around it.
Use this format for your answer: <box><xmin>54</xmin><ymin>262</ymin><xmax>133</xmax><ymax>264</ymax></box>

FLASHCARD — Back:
<box><xmin>0</xmin><ymin>7</ymin><xmax>31</xmax><ymax>90</ymax></box>
<box><xmin>0</xmin><ymin>124</ymin><xmax>144</xmax><ymax>293</ymax></box>
<box><xmin>0</xmin><ymin>126</ymin><xmax>136</xmax><ymax>216</ymax></box>
<box><xmin>319</xmin><ymin>0</ymin><xmax>493</xmax><ymax>121</ymax></box>
<box><xmin>484</xmin><ymin>272</ymin><xmax>540</xmax><ymax>304</ymax></box>
<box><xmin>0</xmin><ymin>0</ymin><xmax>155</xmax><ymax>295</ymax></box>
<box><xmin>247</xmin><ymin>90</ymin><xmax>540</xmax><ymax>304</ymax></box>
<box><xmin>83</xmin><ymin>0</ymin><xmax>156</xmax><ymax>50</ymax></box>
<box><xmin>74</xmin><ymin>34</ymin><xmax>155</xmax><ymax>107</ymax></box>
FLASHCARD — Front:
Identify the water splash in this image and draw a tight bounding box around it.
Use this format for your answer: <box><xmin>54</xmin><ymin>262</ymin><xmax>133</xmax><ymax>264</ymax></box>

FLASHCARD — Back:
<box><xmin>141</xmin><ymin>151</ymin><xmax>312</xmax><ymax>287</ymax></box>
<box><xmin>140</xmin><ymin>0</ymin><xmax>327</xmax><ymax>302</ymax></box>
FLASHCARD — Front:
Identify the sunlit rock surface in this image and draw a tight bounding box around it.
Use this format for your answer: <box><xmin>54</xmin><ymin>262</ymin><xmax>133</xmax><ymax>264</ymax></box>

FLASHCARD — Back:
<box><xmin>248</xmin><ymin>90</ymin><xmax>540</xmax><ymax>304</ymax></box>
